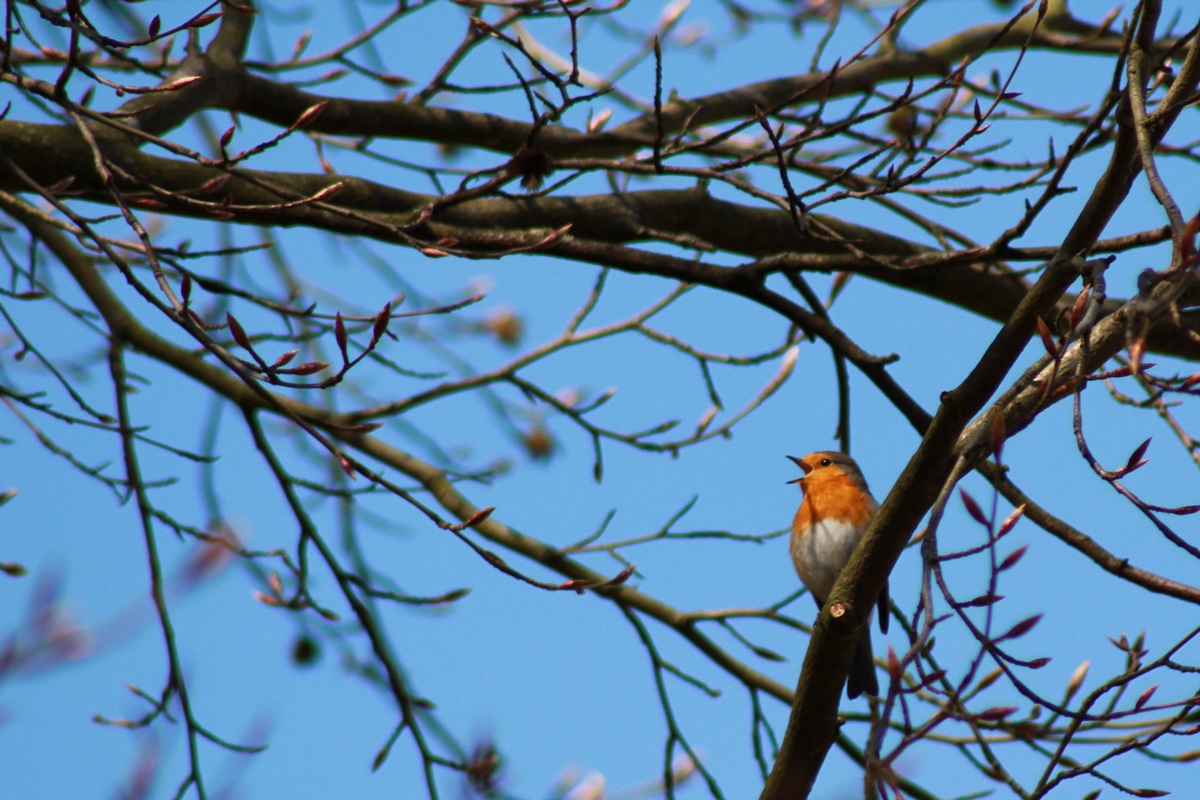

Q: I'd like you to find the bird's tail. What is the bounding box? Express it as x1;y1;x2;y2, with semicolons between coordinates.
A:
847;622;879;699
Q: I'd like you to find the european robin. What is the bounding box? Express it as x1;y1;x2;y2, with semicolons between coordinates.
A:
788;451;889;699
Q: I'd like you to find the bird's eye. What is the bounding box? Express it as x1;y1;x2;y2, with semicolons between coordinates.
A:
819;458;832;467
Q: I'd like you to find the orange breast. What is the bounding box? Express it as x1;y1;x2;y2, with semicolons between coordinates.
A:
793;475;875;532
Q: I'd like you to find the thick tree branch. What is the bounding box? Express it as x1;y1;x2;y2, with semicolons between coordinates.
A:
2;118;1199;363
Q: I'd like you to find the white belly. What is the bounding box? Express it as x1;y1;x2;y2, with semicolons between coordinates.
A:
790;517;863;602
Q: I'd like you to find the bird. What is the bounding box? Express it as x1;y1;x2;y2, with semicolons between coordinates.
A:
788;451;889;699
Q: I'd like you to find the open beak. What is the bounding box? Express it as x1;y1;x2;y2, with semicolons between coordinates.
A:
786;455;808;485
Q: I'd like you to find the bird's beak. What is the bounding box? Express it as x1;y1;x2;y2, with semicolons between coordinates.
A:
786;455;808;484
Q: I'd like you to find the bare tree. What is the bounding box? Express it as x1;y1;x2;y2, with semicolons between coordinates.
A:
2;0;1199;798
